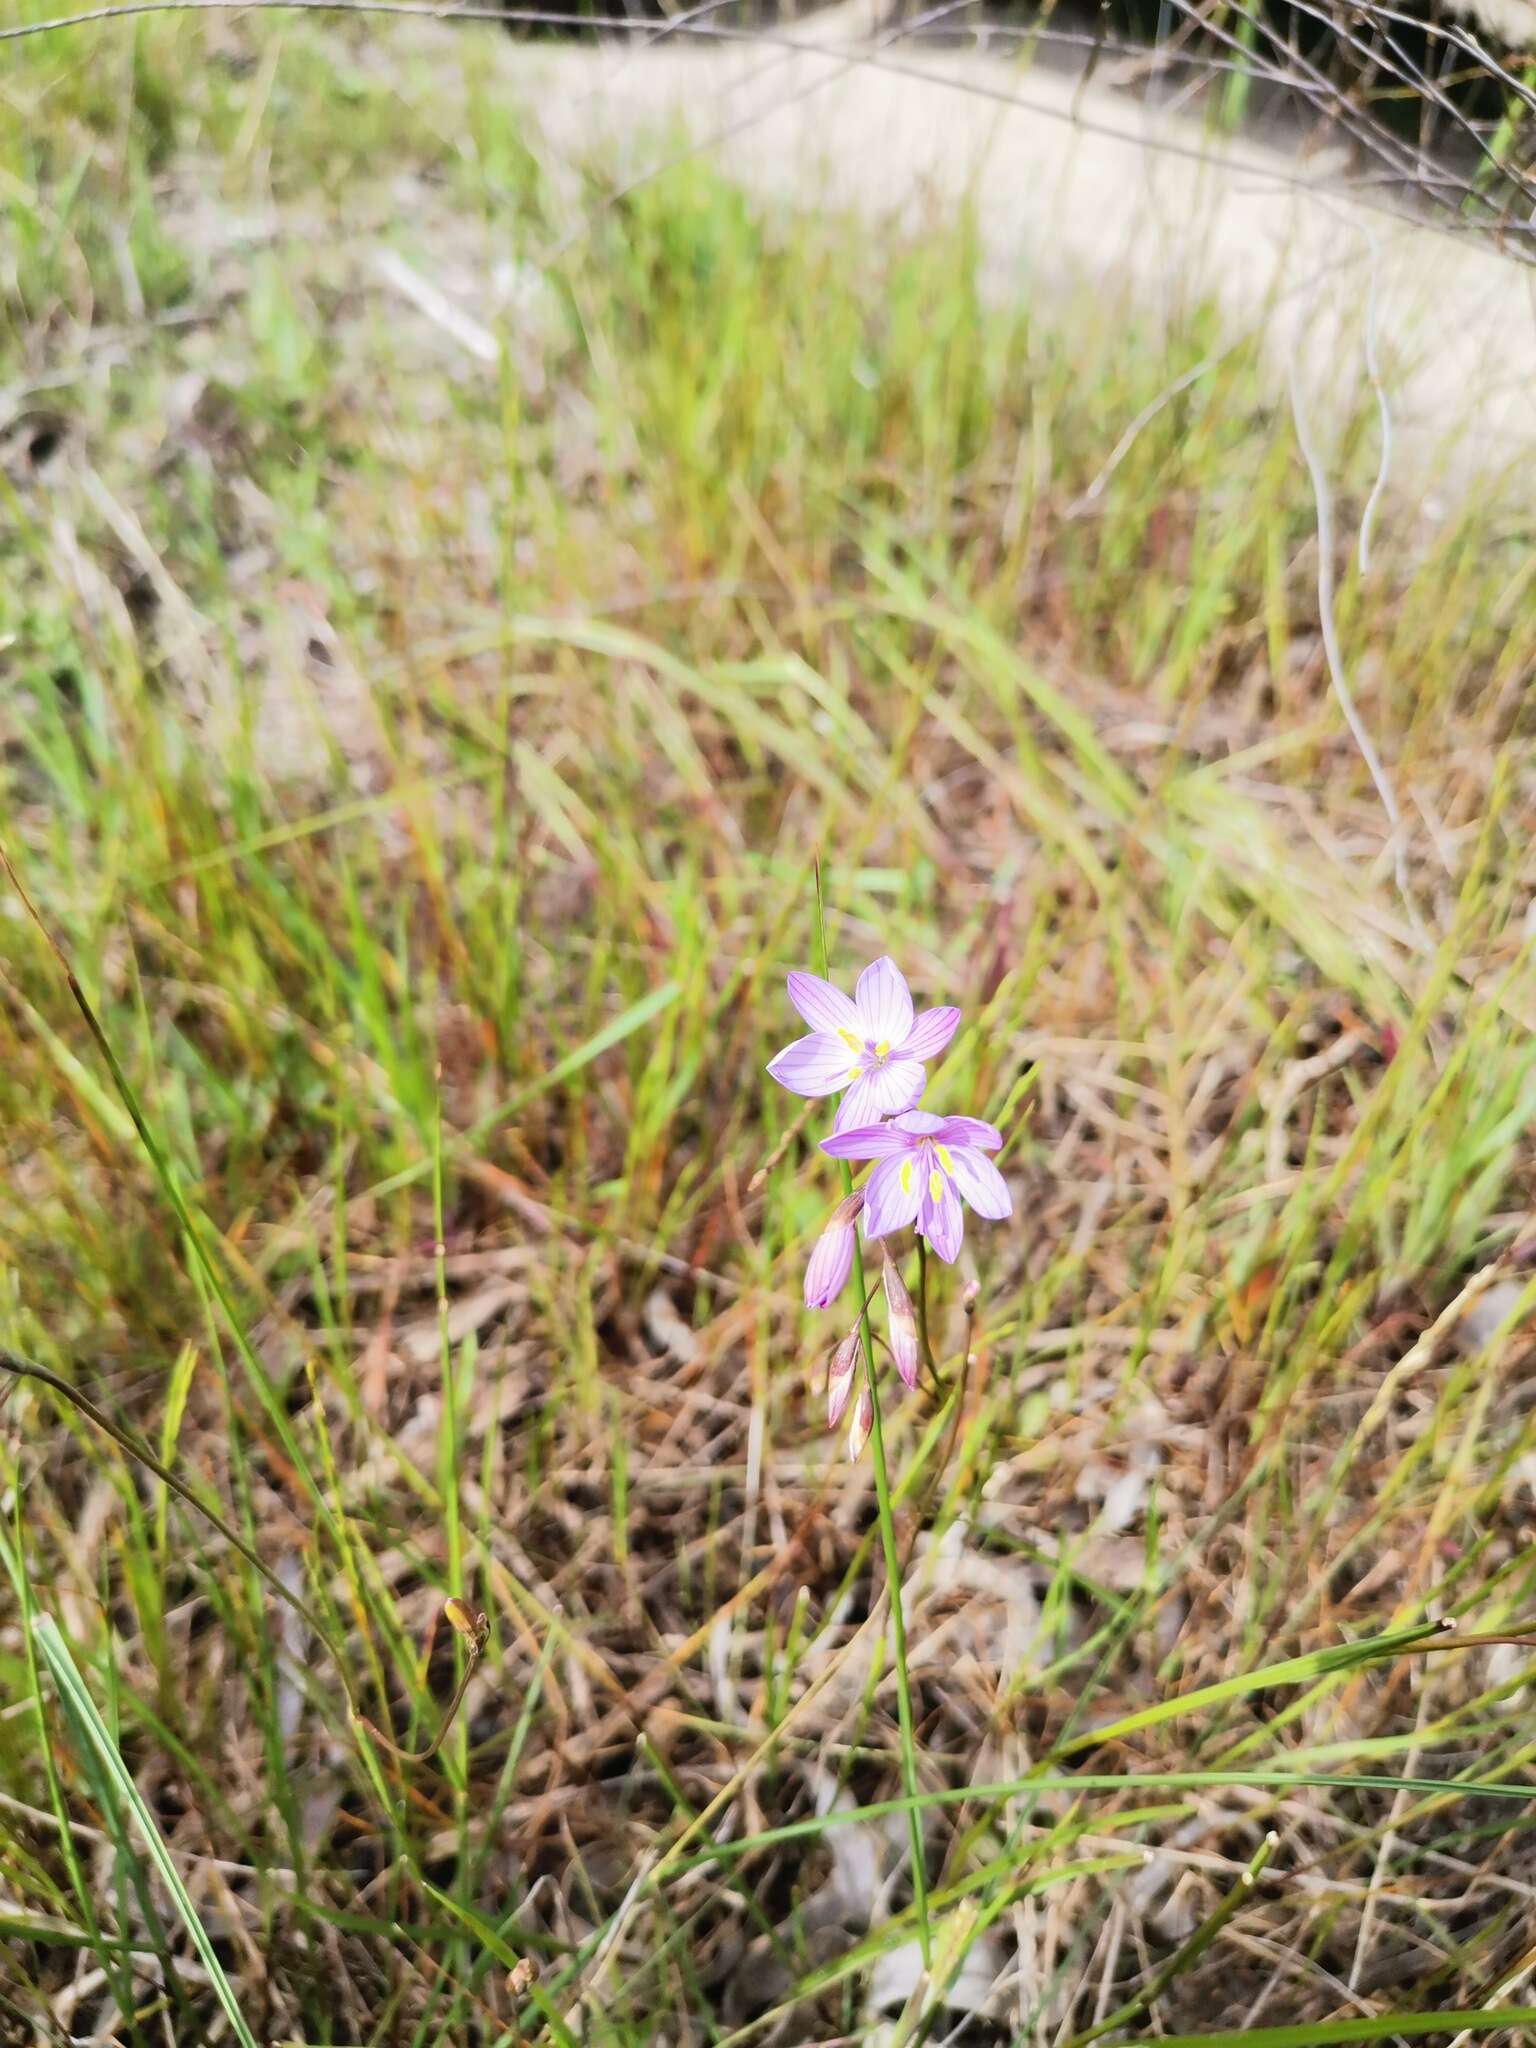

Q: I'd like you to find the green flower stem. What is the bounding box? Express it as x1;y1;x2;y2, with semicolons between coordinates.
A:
846;1215;932;1971
812;857;931;1971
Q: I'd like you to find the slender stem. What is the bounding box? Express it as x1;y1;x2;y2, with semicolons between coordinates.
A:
813;858;931;1971
919;1347;971;1523
915;1236;941;1390
431;1059;467;1756
3;1350;347;1679
850;1232;932;1966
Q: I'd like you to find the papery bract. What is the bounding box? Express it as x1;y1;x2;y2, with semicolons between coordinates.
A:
826;1327;862;1430
847;1382;874;1461
881;1246;920;1390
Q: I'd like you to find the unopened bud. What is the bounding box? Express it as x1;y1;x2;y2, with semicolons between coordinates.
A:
848;1383;874;1461
882;1246;920;1390
443;1598;489;1655
827;1327;862;1429
804;1192;864;1308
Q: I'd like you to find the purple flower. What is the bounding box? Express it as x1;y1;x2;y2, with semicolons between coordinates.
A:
881;1247;920;1390
804;1193;863;1309
821;1110;1011;1264
766;956;960;1134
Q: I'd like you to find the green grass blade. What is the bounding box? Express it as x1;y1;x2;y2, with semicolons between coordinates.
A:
1145;2017;1536;2047
30;1615;263;2048
1052;1621;1447;1757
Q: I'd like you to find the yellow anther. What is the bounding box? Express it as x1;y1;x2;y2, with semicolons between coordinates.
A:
936;1144;954;1173
875;1039;890;1059
899;1161;914;1194
928;1169;944;1201
838;1029;861;1052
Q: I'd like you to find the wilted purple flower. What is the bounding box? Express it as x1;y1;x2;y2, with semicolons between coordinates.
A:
821;1110;1011;1264
804;1192;863;1308
766;956;960;1134
827;1327;862;1429
881;1246;920;1390
847;1381;874;1461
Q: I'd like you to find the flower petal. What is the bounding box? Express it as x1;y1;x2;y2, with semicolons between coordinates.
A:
833;1059;925;1131
918;1167;965;1263
933;1115;1003;1152
861;1154;922;1240
786;970;861;1038
820;1122;912;1161
947;1145;1012;1221
766;1032;857;1097
893;1110;945;1136
898;1006;960;1062
854;956;914;1045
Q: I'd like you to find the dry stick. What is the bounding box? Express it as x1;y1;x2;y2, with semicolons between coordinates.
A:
1347;1685;1432;1994
1355;215;1393;578
0;1349;483;1763
1452;1948;1536;2048
915;1285;981;1516
747;1094;820;1194
1286;316;1414;914
1059;1833;1280;2048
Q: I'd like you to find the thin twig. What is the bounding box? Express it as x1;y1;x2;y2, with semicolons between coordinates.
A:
1286;326;1412;909
1359;236;1393;579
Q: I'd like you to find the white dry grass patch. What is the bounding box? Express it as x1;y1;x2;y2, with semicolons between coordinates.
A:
479;25;1536;503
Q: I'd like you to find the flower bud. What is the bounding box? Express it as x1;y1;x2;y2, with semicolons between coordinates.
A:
847;1383;874;1461
882;1247;920;1390
827;1327;862;1429
804;1192;864;1308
